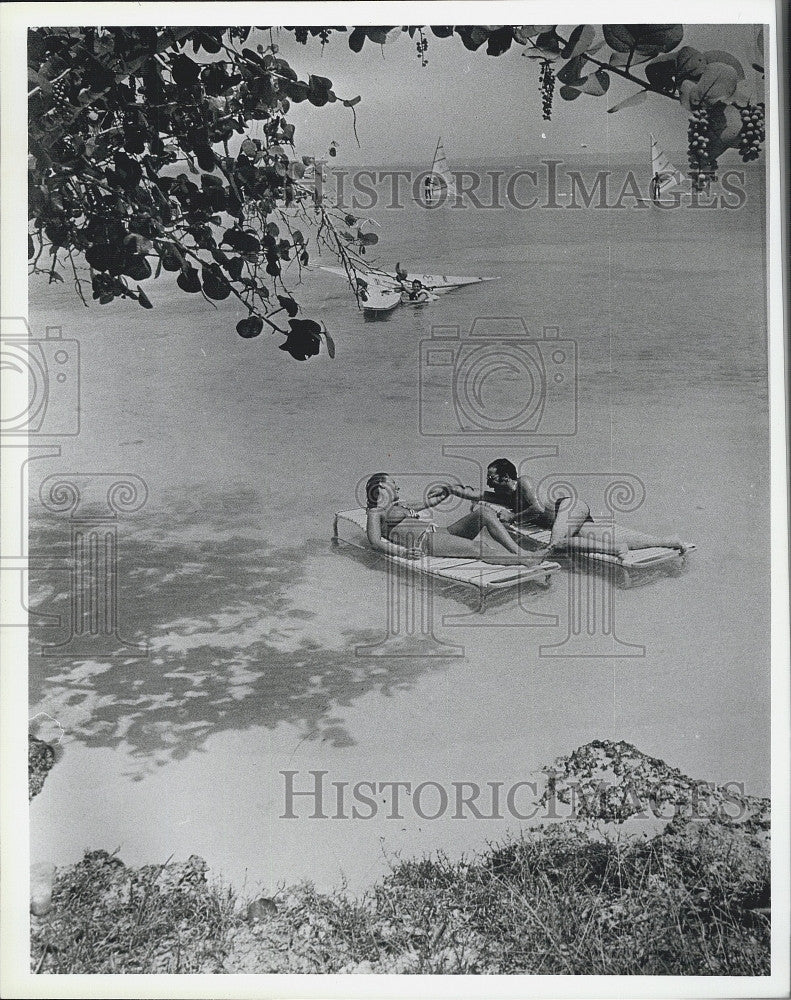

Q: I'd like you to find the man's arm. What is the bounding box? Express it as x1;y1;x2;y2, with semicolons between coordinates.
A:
426;483;483;504
448;484;484;501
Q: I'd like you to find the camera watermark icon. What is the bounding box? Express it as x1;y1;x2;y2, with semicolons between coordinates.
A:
36;474;149;657
1;317;81;628
419;319;577;439
0;317;79;437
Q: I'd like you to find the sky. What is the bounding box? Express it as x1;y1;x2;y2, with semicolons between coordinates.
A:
267;24;764;167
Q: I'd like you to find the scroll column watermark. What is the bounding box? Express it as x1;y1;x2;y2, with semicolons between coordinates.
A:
350;473;464;658
38;473;148;657
538;473;646;658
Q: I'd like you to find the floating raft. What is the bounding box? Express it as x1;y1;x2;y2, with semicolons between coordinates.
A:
333;508;560;611
509;522;695;589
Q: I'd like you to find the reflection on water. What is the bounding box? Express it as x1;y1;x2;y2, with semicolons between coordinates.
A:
29;486;451;777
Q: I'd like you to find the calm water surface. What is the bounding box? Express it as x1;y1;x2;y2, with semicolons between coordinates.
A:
28;162;769;892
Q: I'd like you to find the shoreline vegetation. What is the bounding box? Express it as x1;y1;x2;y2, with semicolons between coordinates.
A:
29;740;770;975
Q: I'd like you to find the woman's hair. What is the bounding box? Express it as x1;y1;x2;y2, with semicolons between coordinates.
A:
365;473;391;508
488;458;518;482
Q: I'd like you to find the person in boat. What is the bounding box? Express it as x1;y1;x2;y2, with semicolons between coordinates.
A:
401;279;432;304
365;473;547;565
429;458;688;558
424;176;434;206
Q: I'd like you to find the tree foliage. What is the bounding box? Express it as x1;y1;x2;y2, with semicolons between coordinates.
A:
28;25;765;359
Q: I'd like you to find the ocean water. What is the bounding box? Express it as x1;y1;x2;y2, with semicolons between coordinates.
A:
27;161;770;893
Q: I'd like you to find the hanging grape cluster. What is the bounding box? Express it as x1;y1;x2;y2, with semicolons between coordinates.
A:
687;109;717;192
738;103;765;162
51;77;70;109
539;60;555;121
48;75;74;120
416;29;429;67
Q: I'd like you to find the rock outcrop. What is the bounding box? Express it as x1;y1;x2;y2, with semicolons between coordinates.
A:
541;739;770;832
28;735;55;801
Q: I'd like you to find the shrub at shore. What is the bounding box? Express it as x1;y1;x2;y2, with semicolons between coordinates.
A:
30;740;770;975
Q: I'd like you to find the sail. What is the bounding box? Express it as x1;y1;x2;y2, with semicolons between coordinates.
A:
650;134;683;202
427;138;457;202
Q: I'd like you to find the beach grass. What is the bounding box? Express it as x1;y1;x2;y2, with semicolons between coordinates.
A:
31;816;769;975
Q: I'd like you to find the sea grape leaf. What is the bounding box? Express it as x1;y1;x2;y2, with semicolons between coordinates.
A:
237;315;264;338
609;49;655;68
348;28;366;52
604;24;682;55
277;294;299;316
709;102;743;145
580;69;610;95
633;24;683;53
487;27;514;56
702;50;745;79
522;46;556;60
280;317;323;360
608;89;648;112
694;61;738;104
557;55;588;86
171;54;200;88
644;55;677;93
675;46;707;80
603;25;637;53
458;26;491;51
513;26;554;44
678;79;699;110
562;25;596;60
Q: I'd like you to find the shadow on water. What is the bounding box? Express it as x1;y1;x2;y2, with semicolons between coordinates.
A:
28;486;449;776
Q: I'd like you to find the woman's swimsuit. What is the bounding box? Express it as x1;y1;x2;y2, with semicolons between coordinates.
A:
381;503;436;550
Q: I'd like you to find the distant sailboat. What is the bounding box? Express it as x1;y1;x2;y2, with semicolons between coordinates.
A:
424;137;457;206
649;134;684;205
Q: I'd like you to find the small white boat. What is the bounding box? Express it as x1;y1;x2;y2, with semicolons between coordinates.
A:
358;284;401;316
314;265;499;317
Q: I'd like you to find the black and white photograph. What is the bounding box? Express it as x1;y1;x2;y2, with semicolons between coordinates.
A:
1;3;788;996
